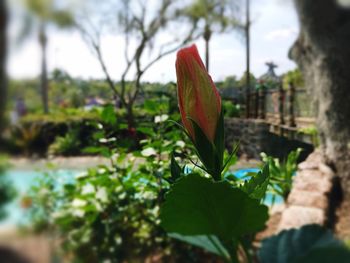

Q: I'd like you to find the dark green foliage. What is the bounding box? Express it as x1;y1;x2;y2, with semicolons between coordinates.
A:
259;224;350;263
48;128;81;156
261;148;302;201
223;101;241;118
240;164;269;200
0;156;16;220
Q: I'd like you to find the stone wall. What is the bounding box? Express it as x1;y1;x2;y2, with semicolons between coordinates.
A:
224;118;314;160
225;118;269;159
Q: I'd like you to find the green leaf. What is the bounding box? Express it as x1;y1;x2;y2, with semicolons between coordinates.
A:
169;152;182;184
241;164;269;200
169;233;229;258
100;104;116;125
297;246;350;263
258;224;350;263
160;174;268;241
214;108;225;170
190;120;215;170
136;127;154;136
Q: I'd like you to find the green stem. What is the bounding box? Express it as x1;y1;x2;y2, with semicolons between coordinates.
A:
223;239;239;263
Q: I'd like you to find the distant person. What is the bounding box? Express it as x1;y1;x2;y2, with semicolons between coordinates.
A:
15;97;27;117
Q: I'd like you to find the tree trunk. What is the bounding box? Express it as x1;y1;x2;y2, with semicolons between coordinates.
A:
203;24;211;72
39;24;49;114
245;0;251;119
0;0;7;134
291;0;350;238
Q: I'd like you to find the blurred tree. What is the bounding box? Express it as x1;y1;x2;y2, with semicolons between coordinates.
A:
76;0;199;127
0;0;7;134
290;0;350;237
282;68;304;89
221;75;239;89
181;0;241;71
238;71;256;88
19;0;73;113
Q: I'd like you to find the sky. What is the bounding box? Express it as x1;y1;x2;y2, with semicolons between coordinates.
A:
8;0;299;83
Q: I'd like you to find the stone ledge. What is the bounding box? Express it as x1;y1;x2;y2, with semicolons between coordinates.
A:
278;206;325;232
287;190;329;210
292;170;333;193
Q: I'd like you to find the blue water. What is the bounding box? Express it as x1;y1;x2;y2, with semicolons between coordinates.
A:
1;169;82;226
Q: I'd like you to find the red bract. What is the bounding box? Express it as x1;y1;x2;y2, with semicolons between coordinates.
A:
176;44;221;142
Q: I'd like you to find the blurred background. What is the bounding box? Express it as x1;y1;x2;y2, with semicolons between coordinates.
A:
0;0;325;262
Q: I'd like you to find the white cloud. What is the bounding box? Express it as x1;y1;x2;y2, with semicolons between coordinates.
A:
265;27;298;41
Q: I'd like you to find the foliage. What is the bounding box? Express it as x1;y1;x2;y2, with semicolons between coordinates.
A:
282;68;304;89
298;125;319;146
10;122;42;155
24;102;213;262
238;71;257;88
0;156;16;220
48;128;81;156
261;148;302;202
223;100;241;117
259;224;350;263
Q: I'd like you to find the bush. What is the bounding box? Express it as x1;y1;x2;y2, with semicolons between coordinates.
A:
261;148;302;202
48;128;82;156
222;101;241;118
23;111;210;262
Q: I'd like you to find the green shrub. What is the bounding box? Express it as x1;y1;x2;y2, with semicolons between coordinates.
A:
222;101;241;118
261;148;302;202
48;128;82;156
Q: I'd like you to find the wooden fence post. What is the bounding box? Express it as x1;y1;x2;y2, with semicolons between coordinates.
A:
288;82;296;127
259;85;266;119
278;82;285;125
254;89;259;118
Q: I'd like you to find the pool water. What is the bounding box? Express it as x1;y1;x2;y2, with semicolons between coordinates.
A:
1;169;82;227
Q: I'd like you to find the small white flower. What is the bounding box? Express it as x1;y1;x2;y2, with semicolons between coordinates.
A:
118;192;126;200
96;187;108;203
93;200;103;211
72;209;85;218
97;168;107;174
141;147;157;157
72;199;87;207
75;172;88;179
115;236;122;245
154;114;169;123
97;123;103;129
51;211;66;219
82;184;95;195
99;138;108;143
175;140;186;148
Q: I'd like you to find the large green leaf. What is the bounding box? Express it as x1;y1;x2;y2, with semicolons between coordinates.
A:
160;174;268;241
169;233;229;258
258;224;350;263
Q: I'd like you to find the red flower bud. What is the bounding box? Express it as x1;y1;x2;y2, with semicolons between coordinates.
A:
176;44;221;142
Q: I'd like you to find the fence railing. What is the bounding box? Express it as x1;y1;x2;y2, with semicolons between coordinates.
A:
246;83;315;128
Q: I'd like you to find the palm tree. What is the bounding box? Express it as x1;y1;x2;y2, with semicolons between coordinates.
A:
0;0;7;133
183;0;241;72
19;0;73;113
